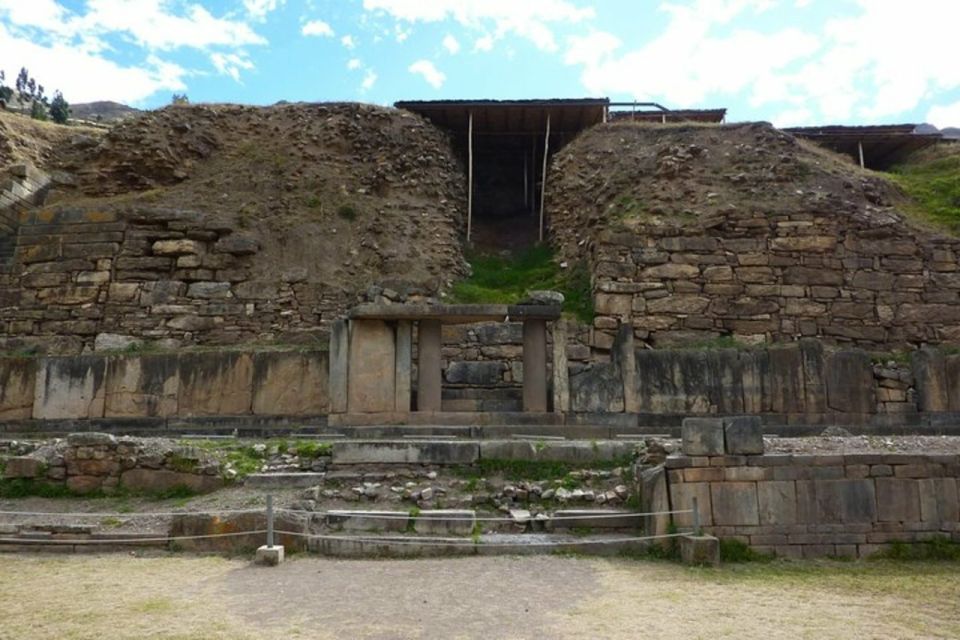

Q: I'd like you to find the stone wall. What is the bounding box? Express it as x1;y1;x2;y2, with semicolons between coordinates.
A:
0;348;329;421
2;432;226;494
661;452;960;558
569;340;960;425
589;213;960;350
0;205;354;354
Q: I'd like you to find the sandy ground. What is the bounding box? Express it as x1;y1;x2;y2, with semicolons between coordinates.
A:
1;554;958;640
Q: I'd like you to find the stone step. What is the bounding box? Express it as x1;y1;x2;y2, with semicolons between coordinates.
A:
308;532;649;558
244;472;326;488
326;509;476;536
546;509;643;530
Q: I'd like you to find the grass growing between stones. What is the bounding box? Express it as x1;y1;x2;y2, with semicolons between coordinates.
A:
889;146;960;233
449;244;594;323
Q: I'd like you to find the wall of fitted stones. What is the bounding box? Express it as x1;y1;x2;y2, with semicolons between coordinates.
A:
588;212;960;350
664;452;960;558
0;206;353;354
0;349;328;420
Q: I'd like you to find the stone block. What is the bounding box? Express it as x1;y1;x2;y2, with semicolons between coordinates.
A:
918;478;959;524
875;478;920;523
671;482;713;527
251;351;329;415
808;479;877;524
33;356;107;420
186;281;232;299
66;475;102;494
329;319;348;413
445;361;504;385
912;349;950;412
120;468;223;494
757;481;798;525
682;418;725;456
177;352;253;416
414;510;476;536
169;512;308;553
825;350;876;414
326;510;410;533
3;457;45;479
711;482;759;525
104;354;180;418
0;357;37;420
348;320;396;413
640;466;672;540
723;415;764;455
680;534;720;567
569;363;624;413
255;545;284;566
331;441;479;465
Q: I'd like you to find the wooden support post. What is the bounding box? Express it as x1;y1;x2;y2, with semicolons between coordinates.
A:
467;110;474;243
539;113;551;243
858;139;865;169
523;152;528;207
530;135;537;216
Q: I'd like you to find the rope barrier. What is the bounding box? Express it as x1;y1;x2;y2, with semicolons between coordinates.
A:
0;529;268;546
272;529;692;548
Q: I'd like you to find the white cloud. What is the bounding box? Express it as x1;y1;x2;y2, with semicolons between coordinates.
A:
928;100;960;129
442;34;460;54
564;31;619;67
347;58;362;70
0;22;186;103
210;52;254;82
408;59;445;88
341;34;356;49
0;0;268;101
301;19;334;37
395;24;411;42
244;0;284;21
473;34;494;52
362;69;377;90
362;0;593;52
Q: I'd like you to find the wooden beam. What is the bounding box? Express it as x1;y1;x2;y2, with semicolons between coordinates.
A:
858;139;865;169
467;110;474;243
539;113;551;243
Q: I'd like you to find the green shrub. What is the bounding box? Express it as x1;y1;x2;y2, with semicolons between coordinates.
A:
876;537;960;561
719;538;774;563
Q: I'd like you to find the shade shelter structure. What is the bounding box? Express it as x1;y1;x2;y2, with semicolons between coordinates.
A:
395;99;609;243
328;303;564;425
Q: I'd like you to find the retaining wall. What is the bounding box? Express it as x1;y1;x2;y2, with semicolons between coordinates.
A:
0;348;329;422
660;452;960;558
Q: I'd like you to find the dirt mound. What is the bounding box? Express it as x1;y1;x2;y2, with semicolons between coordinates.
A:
44;102;468;293
547;121;908;262
0;110;104;170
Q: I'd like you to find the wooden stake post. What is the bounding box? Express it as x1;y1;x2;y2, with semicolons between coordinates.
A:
467;110;474;243
539;113;551;243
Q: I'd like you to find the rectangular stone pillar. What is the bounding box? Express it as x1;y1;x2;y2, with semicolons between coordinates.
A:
614;323;641;413
552;319;569;414
417;320;442;412
348;319;396;413
395;321;412;412
329;319;349;414
523;319;547;412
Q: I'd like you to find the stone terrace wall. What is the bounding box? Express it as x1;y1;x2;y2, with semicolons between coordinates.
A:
570;340;960;426
661;452;960;558
589;211;960;351
0;206;352;354
0;349;328;422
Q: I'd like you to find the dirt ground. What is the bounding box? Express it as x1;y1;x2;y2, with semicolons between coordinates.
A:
1;554;958;640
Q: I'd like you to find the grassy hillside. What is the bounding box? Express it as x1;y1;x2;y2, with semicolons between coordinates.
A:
889;144;960;232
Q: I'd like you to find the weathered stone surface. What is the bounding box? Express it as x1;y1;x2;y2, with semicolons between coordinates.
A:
177;352;253;416
723;415;763;455
104;354;180;417
640;466;672;540
186;281;232;299
804;479;878;524
570;363;625;413
251;351;329;415
347;319;395;413
918;478;959;523
682;418;725;456
331;441;478;465
3;456;45;479
0;357;37;420
445;361;504;386
825;350;876;414
912;349;949;412
152;239;200;255
33;356;107;420
876;478;920;522
671;481;712;528
93;333;142;352
66;432;116;446
169;512;308;552
711;482;759;525
214;235;259;255
757;480;797;525
680;534;720;567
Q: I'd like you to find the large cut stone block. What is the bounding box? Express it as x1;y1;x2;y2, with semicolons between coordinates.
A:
569;362;625;413
445;361;504;385
104;354;179;417
120;468;223;494
876;478;921;522
723;415;764;455
671;482;713;528
252;351;329;415
918;478;959;524
640;466;672;541
680;534;720;567
711;482;759;525
329;319;348;413
757;480;798;525
177;352;253;416
348;319;396;413
0;357;37;420
809;479;878;524
682;418;725;456
3;457;45;479
912;349;949;412
33;356;107;420
825;349;876;414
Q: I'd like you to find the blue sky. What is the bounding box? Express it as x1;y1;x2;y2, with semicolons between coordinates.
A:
2;0;960;127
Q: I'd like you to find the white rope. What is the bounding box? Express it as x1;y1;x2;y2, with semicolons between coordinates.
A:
273;529;691;548
0;529;268;545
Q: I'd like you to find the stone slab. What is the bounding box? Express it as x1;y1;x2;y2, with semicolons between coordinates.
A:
255;544;284;566
682;418;725;456
711;482;759;526
33;356;107;420
251;351;329;416
177;352;253;416
414;510;476;536
876;478;921;522
326;510;411;533
331;441;479;465
723;415;764;455
348;320;396;413
0;358;37;420
680;534;720;567
549;509;641;530
757;480;798;525
104;354;179;418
